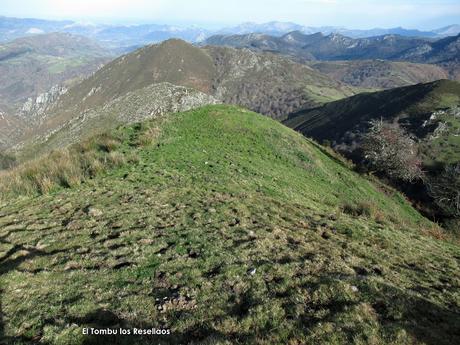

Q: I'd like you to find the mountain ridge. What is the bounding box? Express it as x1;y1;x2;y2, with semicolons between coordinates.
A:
8;39;358;155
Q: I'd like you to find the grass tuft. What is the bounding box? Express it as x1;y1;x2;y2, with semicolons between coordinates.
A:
0;132;128;199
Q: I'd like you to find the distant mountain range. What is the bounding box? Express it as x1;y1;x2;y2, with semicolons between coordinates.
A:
204;31;460;81
1;16;459;49
217;21;456;39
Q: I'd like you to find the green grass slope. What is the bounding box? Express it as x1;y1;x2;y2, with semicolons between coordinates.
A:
1;105;459;345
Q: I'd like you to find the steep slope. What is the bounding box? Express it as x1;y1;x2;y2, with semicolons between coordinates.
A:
400;34;460;80
308;60;449;89
1;105;459;345
284;80;460;223
0;112;24;151
9;39;356;152
284;80;460;166
0;33;113;151
434;25;460;37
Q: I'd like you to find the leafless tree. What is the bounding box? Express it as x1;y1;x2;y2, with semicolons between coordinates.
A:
428;163;460;216
362;119;423;182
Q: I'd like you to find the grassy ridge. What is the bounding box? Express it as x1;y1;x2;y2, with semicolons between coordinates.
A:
0;105;459;344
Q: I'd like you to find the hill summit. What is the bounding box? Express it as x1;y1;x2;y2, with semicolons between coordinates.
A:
1;105;459;344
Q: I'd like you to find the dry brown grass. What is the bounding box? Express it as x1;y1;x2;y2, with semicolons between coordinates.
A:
137;126;161;147
0;133;126;199
342;201;375;218
341;200;390;224
420;223;459;243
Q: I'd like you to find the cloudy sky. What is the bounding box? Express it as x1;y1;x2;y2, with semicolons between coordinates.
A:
1;0;459;29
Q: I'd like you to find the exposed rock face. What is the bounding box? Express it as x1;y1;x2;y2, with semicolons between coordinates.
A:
20;85;68;123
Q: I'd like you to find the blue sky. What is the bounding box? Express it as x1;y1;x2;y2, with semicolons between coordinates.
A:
1;0;459;29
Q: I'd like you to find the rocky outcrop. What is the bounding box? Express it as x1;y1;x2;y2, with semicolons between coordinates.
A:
19;85;68;123
21;83;220;153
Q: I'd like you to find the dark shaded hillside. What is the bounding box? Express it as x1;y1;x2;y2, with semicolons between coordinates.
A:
284;80;460;158
1;105;459;344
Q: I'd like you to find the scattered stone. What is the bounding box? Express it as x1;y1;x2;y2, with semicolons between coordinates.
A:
248;268;257;275
108;221;123;229
64;261;81;271
86;207;103;217
229;218;240;227
35;241;48;250
188;249;200;258
65;220;82;230
139;238;154;245
351;286;359;292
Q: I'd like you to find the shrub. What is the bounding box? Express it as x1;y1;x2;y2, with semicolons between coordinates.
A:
362;120;423;182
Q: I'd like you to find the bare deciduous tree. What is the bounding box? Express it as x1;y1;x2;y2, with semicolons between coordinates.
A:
362;119;423;182
428;163;460;217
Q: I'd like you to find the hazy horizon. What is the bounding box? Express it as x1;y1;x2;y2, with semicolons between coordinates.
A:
1;0;459;30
